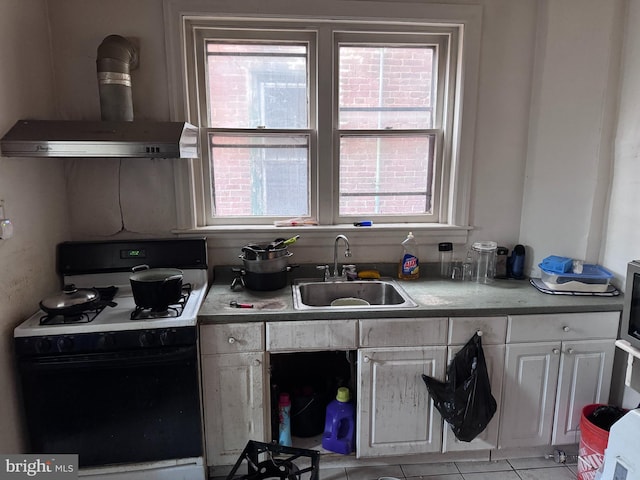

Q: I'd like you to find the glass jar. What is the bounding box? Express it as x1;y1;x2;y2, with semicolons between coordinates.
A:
471;241;498;284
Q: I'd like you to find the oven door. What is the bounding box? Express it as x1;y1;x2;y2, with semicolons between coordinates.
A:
17;345;202;468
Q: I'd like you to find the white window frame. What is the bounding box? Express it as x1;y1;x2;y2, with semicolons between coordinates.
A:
163;0;481;243
333;30;454;224
191;27;317;225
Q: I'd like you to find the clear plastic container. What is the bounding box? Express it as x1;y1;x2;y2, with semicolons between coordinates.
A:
471;241;497;284
539;264;612;292
438;242;453;279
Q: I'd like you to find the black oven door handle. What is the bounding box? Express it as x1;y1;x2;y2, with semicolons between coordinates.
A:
19;345;197;371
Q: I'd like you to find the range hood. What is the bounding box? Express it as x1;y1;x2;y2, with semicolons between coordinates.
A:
0;120;199;158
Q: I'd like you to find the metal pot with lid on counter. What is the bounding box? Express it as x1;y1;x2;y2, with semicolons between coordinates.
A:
232;236;299;291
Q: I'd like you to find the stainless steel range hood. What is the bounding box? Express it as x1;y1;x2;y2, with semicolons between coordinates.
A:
0;119;199;158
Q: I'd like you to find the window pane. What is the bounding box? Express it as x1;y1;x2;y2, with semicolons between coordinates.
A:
339;45;435;129
210;135;309;217
206;42;308;128
339;135;434;215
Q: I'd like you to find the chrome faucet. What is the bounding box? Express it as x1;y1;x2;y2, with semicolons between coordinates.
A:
333;234;352;278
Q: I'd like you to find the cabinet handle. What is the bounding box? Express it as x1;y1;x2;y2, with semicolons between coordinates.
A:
566;348;574;355
363;356;371;363
228;337;236;344
552;348;560;355
562;326;570;332
253;359;262;366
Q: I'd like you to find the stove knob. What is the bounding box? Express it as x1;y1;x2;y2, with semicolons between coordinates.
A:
57;337;74;352
139;331;158;347
160;330;175;345
97;333;116;350
35;338;52;353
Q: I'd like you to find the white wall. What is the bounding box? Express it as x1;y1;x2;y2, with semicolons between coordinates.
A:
47;0;179;238
520;0;624;277
0;0;70;452
603;0;640;408
45;0;536;266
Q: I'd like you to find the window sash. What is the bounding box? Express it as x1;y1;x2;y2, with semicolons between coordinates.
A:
192;27;317;225
187;21;459;226
333;31;453;223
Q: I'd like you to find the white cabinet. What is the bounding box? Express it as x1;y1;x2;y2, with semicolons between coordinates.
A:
357;345;447;457
267;319;357;352
357;317;448;458
499;341;561;448
498;312;618;449
553;339;615;444
200;323;268;465
442;316;507;453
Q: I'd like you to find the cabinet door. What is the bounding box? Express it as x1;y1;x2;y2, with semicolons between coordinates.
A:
442;344;505;452
498;342;561;448
552;339;616;445
357;346;446;457
201;352;268;465
266;320;357;352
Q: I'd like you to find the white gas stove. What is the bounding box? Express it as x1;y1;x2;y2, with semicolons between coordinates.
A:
15;269;207;338
14;238;209;480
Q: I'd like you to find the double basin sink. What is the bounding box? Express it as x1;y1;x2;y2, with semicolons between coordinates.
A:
292;277;417;310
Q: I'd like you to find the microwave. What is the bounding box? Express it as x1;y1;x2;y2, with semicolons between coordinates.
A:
620;260;640;350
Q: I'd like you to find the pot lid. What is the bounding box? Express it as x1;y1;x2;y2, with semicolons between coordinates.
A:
130;266;183;282
40;284;100;310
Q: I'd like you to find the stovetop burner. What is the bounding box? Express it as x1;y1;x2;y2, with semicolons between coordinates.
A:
39;286;119;325
130;284;192;320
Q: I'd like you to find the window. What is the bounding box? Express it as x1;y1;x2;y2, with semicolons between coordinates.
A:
180;13;475;228
336;34;449;222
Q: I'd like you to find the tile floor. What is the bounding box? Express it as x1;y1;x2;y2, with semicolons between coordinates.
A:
319;457;578;480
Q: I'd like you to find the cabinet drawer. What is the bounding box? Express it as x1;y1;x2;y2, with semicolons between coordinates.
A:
507;311;620;343
448;316;507;345
266;320;357;352
200;323;265;354
359;317;447;347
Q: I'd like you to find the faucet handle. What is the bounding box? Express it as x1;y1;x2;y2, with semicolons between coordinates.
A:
342;264;357;280
316;264;330;281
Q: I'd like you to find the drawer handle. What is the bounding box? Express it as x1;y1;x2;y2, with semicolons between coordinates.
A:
562;326;570;332
228;337;236;344
552;348;560;355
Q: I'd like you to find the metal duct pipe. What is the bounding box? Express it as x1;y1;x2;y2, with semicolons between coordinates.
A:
96;35;138;121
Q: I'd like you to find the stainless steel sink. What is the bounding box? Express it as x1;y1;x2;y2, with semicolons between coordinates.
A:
292;277;418;310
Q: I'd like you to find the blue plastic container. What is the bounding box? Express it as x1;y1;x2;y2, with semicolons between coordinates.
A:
321;387;355;455
540;255;574;273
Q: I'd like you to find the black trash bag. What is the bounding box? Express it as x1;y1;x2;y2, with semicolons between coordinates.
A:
421;332;497;442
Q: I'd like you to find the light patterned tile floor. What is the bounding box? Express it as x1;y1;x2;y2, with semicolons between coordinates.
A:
213;456;578;480
338;458;577;480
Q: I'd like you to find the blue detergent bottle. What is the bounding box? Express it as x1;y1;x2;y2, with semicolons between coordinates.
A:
321;387;355;455
278;393;292;447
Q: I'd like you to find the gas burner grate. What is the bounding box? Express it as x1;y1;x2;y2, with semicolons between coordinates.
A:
130;283;192;320
39;286;119;325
